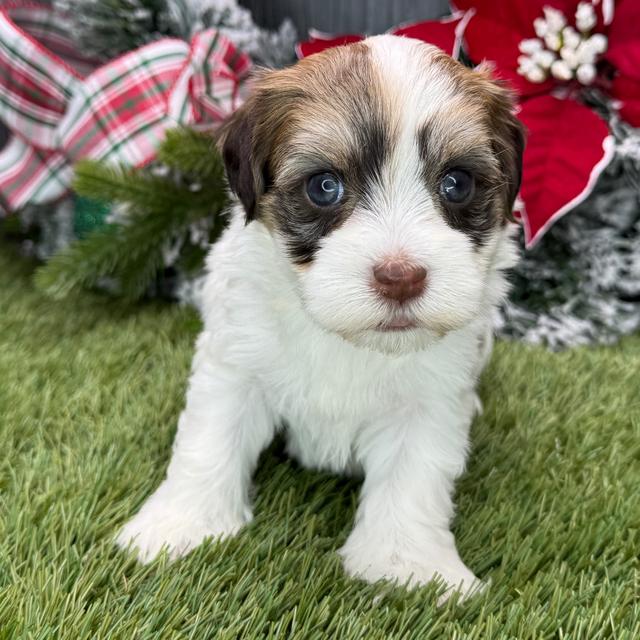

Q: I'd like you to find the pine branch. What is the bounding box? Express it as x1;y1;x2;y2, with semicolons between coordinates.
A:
35;224;130;300
73;160;226;220
34;202;214;301
35;130;231;301
158;128;226;181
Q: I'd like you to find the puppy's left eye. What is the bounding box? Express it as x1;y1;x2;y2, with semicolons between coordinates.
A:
439;169;474;205
306;173;344;207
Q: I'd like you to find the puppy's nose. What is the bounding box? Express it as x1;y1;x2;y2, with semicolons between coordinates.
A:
372;260;427;303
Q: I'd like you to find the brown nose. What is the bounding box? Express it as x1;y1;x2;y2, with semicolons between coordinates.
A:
372;260;427;303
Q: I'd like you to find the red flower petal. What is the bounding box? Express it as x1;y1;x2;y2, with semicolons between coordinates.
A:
606;0;640;82
516;95;614;247
391;12;470;57
452;1;579;38
296;33;364;59
296;14;471;60
460;13;554;97
610;74;640;128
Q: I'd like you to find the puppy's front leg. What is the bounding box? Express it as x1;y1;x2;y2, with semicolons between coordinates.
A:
116;331;274;563
340;410;481;602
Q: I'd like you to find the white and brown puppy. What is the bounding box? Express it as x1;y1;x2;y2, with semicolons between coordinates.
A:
117;35;524;601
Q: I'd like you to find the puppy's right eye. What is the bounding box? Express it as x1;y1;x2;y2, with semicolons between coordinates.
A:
306;173;344;207
439;169;474;205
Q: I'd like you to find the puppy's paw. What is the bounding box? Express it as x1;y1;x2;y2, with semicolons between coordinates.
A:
115;488;249;564
430;564;487;606
340;542;484;605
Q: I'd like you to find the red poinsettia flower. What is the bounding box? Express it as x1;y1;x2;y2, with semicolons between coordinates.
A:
453;0;640;245
296;2;639;248
296;11;473;62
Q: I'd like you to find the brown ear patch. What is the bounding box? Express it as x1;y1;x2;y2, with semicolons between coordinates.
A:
217;42;387;260
496;110;526;222
217;68;307;223
220;105;259;221
415;56;526;246
474;65;526;221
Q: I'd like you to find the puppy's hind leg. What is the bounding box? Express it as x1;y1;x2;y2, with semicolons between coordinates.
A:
116;331;275;563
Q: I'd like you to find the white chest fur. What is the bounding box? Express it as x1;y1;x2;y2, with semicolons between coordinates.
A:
198;214;486;476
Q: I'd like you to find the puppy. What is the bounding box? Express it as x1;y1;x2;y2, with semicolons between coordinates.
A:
117;34;524;601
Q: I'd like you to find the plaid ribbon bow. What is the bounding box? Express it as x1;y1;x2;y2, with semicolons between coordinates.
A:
0;2;252;212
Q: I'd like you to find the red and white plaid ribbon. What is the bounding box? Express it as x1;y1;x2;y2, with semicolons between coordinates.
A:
0;2;252;212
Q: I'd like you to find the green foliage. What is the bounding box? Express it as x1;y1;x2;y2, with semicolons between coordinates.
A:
73;195;111;238
34;128;229;301
54;0;187;61
158;127;225;179
2;248;639;638
53;0;297;68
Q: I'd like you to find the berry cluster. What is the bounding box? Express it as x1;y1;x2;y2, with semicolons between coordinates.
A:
517;3;607;85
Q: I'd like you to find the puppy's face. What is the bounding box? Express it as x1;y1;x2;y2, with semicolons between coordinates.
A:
221;35;524;354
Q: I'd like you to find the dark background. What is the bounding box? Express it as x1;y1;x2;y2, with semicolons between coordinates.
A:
239;0;450;36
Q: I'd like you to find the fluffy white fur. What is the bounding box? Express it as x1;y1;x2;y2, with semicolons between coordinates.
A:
116;35;519;603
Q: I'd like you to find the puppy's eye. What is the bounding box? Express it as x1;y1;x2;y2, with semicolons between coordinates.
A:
306;173;344;207
439;169;474;204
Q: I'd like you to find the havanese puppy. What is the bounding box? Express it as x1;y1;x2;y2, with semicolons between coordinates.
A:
117;34;524;602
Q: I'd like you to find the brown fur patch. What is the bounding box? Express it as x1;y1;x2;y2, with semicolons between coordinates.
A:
218;38;524;257
413;51;525;241
445;59;525;220
219;42;395;261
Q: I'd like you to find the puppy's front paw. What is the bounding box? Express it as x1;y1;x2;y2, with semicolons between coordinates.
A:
115;486;249;564
340;540;484;604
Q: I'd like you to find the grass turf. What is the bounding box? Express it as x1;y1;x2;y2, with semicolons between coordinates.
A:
0;245;638;640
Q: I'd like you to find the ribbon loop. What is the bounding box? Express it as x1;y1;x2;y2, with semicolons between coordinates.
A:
0;4;85;150
0;2;252;213
168;29;252;125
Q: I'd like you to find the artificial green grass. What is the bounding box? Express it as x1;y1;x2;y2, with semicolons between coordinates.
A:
0;245;638;640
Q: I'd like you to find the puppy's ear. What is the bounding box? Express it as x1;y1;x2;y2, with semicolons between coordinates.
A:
475;63;526;221
495;108;526;221
218;102;264;222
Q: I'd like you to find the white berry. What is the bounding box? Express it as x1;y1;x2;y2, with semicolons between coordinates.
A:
576;40;598;64
588;33;608;54
562;26;581;50
544;32;562;51
519;38;544;55
560;46;580;69
543;6;567;32
576;2;597;32
517;54;535;70
551;59;573;80
534;17;549;38
576;63;597;84
533;49;556;69
517;4;606;86
525;65;547;83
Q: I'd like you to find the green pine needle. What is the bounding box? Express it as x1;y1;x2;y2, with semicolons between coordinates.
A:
158;128;226;180
72;160;226;219
34;129;230;301
34;224;126;300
